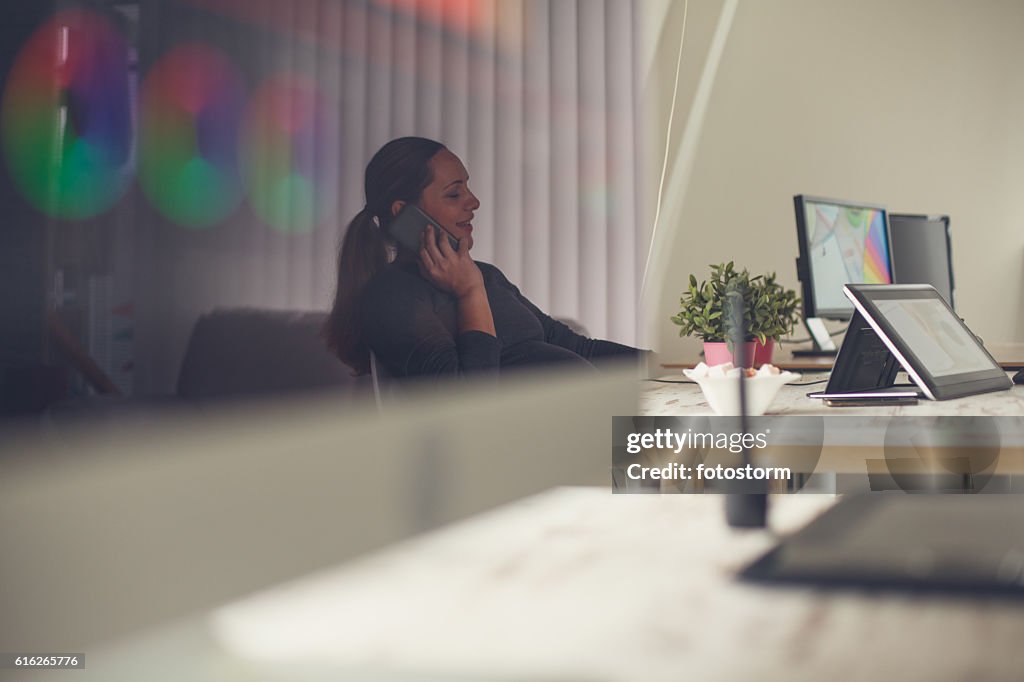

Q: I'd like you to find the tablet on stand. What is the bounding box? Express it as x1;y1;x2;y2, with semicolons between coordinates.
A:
809;284;1011;401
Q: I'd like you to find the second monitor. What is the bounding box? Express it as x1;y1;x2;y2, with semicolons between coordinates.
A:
889;213;955;310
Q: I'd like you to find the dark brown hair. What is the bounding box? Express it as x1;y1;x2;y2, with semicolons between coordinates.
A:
324;136;446;374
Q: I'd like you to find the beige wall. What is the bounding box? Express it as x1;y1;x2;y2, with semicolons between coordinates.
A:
648;0;1024;360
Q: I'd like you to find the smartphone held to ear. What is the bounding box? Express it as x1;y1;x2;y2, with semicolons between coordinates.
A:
388;205;460;252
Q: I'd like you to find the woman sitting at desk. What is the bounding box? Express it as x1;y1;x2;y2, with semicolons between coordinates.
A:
324;136;642;379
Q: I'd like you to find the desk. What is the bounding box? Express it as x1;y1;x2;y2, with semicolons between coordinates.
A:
85;487;1024;681
661;341;1024;372
641;373;1024;417
637;376;1024;487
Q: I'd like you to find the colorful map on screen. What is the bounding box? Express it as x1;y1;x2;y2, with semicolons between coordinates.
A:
805;201;892;313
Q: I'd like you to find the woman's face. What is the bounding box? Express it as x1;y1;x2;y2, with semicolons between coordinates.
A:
416;149;480;251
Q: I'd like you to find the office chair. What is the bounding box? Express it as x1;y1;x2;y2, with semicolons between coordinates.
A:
369;350;396;411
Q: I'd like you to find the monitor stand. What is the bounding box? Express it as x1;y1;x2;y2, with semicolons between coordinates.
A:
790;317;838;357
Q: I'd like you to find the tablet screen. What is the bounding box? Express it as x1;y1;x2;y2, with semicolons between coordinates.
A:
873;299;997;377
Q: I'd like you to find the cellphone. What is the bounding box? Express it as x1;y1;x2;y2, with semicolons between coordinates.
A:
387;204;460;252
824;397;919;407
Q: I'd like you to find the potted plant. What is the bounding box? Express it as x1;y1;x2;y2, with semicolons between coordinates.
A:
670;262;800;367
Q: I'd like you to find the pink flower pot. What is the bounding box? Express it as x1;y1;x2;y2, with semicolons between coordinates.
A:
703;339;774;368
753;338;775;367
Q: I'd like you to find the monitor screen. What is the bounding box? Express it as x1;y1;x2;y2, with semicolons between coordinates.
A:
872;297;992;377
794;195;894;319
0;365;639;648
889;214;954;310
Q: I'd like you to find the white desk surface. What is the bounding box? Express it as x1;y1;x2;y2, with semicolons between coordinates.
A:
85;487;1024;681
641;372;1024;417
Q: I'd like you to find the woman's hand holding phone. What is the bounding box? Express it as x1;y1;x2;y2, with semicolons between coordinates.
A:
419;225;495;336
418;225;484;299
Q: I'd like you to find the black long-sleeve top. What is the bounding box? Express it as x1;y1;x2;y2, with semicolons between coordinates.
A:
360;260;641;380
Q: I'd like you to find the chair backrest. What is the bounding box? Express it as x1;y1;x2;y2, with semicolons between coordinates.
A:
369;350;396;410
176;308;367;400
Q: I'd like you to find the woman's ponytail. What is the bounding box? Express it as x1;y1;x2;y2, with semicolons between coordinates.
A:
323;207;389;374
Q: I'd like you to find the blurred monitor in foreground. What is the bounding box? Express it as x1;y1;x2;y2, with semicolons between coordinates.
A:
0;363;638;653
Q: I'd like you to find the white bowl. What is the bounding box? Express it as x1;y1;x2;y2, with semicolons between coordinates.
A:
682;365;799;416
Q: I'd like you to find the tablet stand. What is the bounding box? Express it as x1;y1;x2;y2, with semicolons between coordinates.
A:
821;312;903;395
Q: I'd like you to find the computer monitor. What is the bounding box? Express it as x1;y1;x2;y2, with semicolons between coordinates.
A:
793;195;895;354
889;214;955;311
0;365;638;651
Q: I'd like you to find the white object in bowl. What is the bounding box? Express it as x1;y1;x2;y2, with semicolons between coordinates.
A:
682;365;799;416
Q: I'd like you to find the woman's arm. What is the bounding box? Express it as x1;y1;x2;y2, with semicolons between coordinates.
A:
542;318;642;361
487;265;645;364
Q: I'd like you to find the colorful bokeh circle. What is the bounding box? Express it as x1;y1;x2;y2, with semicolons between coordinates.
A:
139;44;246;228
240;75;336;233
1;9;133;219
